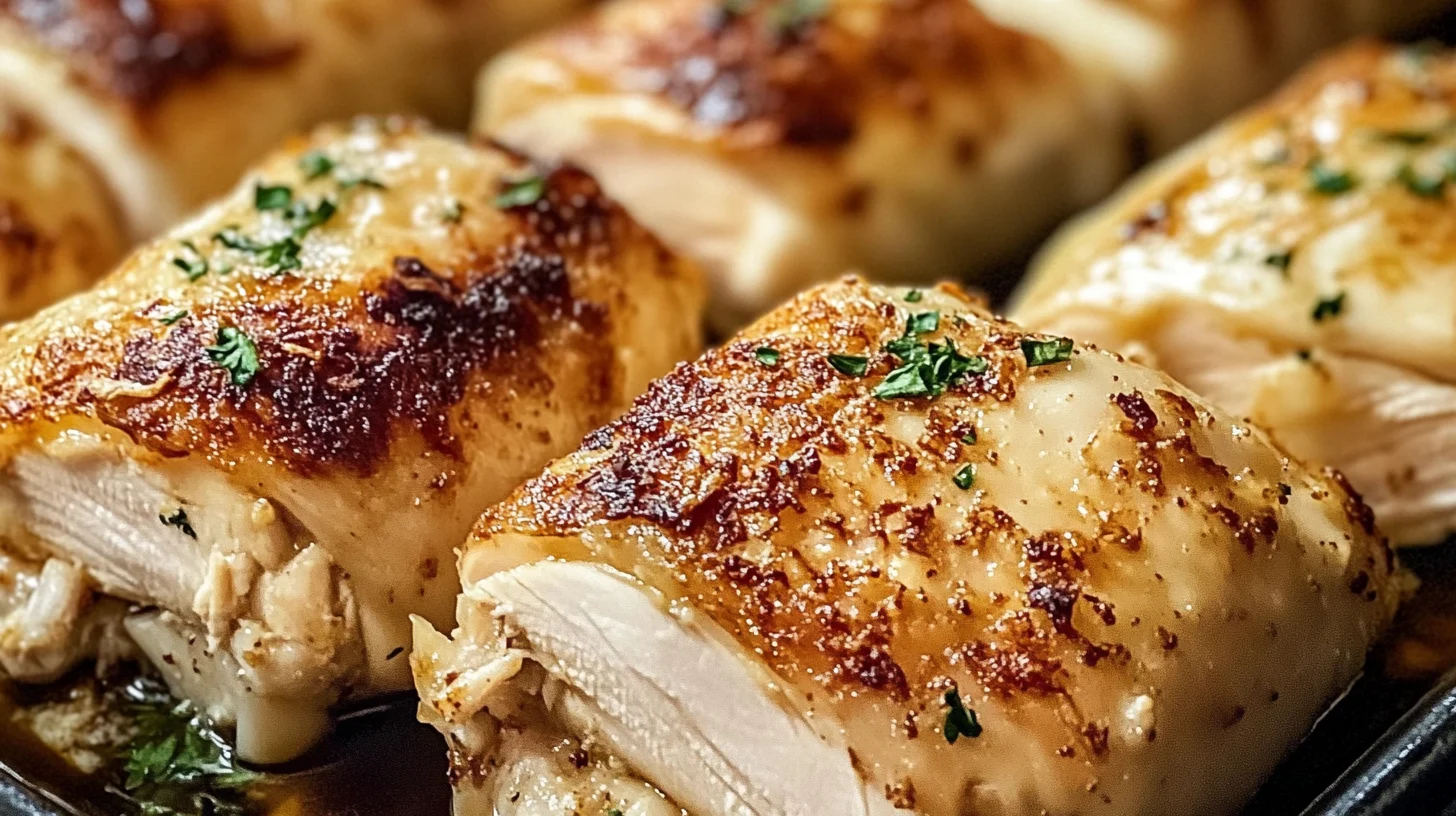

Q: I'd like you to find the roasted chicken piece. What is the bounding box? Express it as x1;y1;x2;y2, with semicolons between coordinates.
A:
0;0;586;241
977;0;1455;153
1016;42;1456;547
475;0;1132;326
0;110;125;321
414;277;1397;816
0;117;702;763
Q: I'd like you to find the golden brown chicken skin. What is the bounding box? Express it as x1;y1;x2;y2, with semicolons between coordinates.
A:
0;0;587;240
0;117;702;763
415;277;1396;816
476;0;1131;326
0;110;125;321
1016;42;1456;547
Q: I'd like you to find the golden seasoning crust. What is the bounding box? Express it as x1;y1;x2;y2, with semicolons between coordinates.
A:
0;0;287;104
532;0;1060;150
0;119;686;476
476;279;1397;813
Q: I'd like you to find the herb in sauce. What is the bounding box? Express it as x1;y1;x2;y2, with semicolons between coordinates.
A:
1312;292;1346;322
1308;160;1356;195
120;678;256;816
755;347;780;367
495;175;546;209
953;464;976;490
827;354;868;377
1021;336;1074;367
159;509;196;539
943;689;982;744
206;327;261;387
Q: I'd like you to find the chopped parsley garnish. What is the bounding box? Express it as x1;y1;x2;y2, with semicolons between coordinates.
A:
755;347;780;367
1308;160;1356;195
943;688;982;744
1312;292;1346;322
338;173;387;191
285;197;337;236
874;338;986;400
172;241;208;281
906;311;939;335
159;508;196;539
159;309;189;326
1021;336;1074;367
827;353;868;377
952;464;976;490
298;151;336;180
120;678;256;816
607;810;624;816
253;184;293;211
903;289;923;303
1398;164;1446;198
961;429;976;445
1265;249;1294;271
205;327;261;387
496;175;546;209
442;199;463;223
212;230;303;275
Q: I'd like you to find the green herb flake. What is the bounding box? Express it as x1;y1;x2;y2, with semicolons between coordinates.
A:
172;241;208;282
952;464;976;490
338;173;387;191
159;508;196;539
120;678;257;816
873;337;987;400
755;347;781;367
1398;164;1447;199
771;0;828;33
607;810;624;816
442;199;463;223
961;429;977;445
1312;292;1346;322
943;688;982;744
1308;160;1357;195
205;327;261;387
827;353;868;377
286;197;337;237
253;184;293;212
1021;336;1074;367
1375;128;1436;145
903;289;923;303
1265;249;1294;271
298;151;336;180
159;309;189;326
906;311;940;336
495;175;546;209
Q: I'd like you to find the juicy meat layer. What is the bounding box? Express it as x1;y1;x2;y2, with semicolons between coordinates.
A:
1015;42;1456;546
0;110;125;321
475;0;1131;326
0;0;589;239
0;117;702;762
415;277;1397;816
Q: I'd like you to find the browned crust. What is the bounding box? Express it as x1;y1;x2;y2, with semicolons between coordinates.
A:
0;121;683;476
0;0;294;104
544;0;1059;150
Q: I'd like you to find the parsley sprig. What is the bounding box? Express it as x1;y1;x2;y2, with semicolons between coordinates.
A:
206;327;261;387
118;678;257;816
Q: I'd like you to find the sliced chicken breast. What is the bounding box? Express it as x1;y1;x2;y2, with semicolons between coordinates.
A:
0;117;703;762
976;0;1455;153
0;109;125;321
475;0;1132;326
0;0;587;240
414;277;1397;816
1015;42;1456;547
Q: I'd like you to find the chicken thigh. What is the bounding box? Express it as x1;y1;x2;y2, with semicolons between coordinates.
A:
415;277;1396;816
0;117;702;762
1016;42;1456;547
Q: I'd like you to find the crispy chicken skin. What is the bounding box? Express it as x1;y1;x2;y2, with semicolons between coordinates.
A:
415;277;1397;816
475;0;1131;326
0;0;587;240
0;110;125;322
976;0;1455;153
0;117;702;762
1016;42;1456;547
